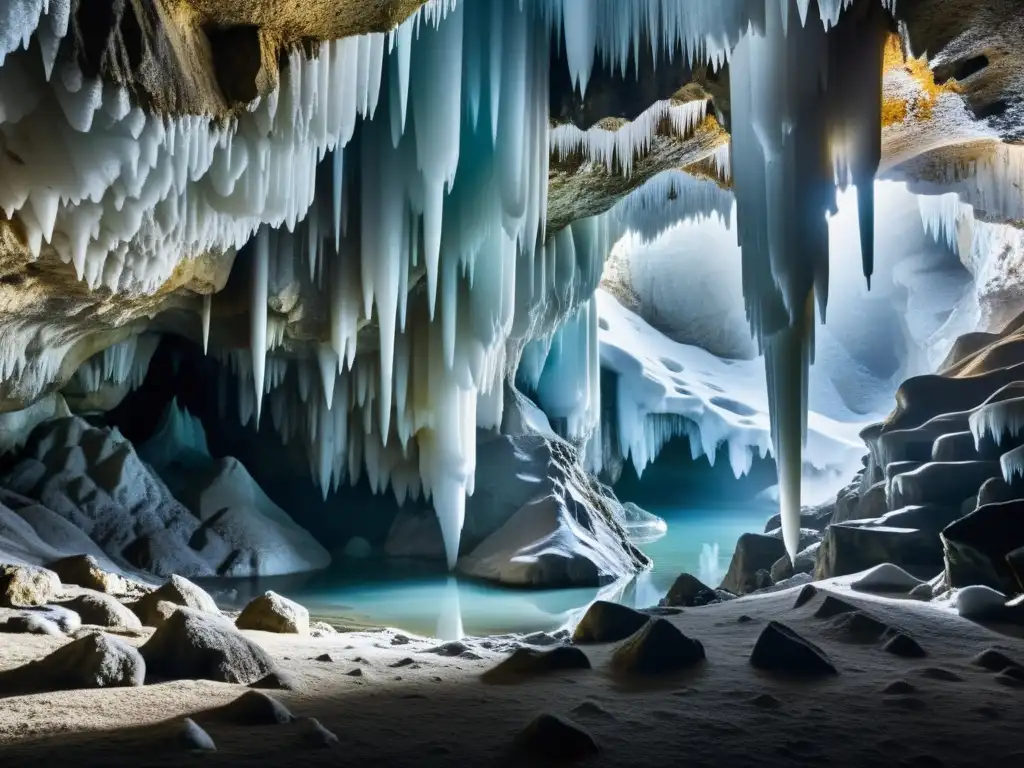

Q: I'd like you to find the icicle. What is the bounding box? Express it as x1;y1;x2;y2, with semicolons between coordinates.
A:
251;227;269;426
201;294;211;355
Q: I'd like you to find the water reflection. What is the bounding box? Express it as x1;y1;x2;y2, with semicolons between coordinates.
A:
209;506;769;639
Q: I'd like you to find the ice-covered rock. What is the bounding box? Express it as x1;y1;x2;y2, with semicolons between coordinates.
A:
942;500;1024;594
955;585;1009;621
0;563;59;606
0;394;70;456
49;554;129;595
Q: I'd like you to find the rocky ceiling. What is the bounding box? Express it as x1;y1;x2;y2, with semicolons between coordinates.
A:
1;0;1023;412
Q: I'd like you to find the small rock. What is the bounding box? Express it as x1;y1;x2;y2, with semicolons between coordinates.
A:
24;605;81;633
719;534;787;595
661;573;717;607
909;583;934;600
919;667;963;682
251;670;300;691
346;668;363;677
571;701;612;719
813;595;859;619
972;649;1023;674
521;631;560;645
481;646;591;683
214;691;294;724
49;555;126;595
427;640;470;656
750;693;781;709
302;718;338;748
390;657;416;668
64;591;143;631
314;653;336;662
0;564;60;607
883;679;917;694
611;618;705;675
236;591;309;635
572;601;649;644
750;620;837;677
0;632;145;693
390;633;410;645
793;584;819;608
883;632;927;659
995;671;1024;688
141;606;275;685
180;718;216;752
737;615;754;623
0;614;63;636
310;621;338;637
516;713;598;759
131;575;219;627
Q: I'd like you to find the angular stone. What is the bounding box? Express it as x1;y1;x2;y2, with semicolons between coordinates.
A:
719;533;787;595
131;575;220;627
572;601;649;644
213;691;294;724
516;714;598;759
610;618;705;675
235;591;309;634
662;573;717;607
48;555;127;595
883;632;927;658
750;620;837;677
482;646;591;683
793;583;819;608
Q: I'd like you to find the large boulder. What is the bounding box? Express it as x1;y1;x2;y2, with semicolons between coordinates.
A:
0;563;60;607
2;414;329;580
719;533;787;595
572;601;650;644
64;591;143;631
815;522;942;579
750;621;837;677
140;606;276;684
662;572;717;607
0;632;145;693
610;618;705;675
235;591;309;634
131;574;219;627
942;500;1024;594
770;542;820;583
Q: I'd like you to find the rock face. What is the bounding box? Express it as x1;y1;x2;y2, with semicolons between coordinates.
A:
0;563;60;607
815;523;941;580
141;607;276;685
1;417;329;580
0;632;145;693
131;575;220;627
942;500;1024;594
235;591;309;635
720;534;788;595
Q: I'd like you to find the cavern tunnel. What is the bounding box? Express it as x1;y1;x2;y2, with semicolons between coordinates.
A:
1;0;1024;765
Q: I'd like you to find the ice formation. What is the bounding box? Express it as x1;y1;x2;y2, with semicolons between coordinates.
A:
69;334;160;397
0;0;909;568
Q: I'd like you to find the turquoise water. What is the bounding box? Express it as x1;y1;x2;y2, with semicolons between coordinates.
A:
218;505;771;639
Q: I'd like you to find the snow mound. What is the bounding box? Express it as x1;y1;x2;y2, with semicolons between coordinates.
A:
850;563;925;593
954;585;1008;620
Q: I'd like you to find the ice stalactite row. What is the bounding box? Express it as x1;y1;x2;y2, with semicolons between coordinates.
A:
611;169;734;245
217;0;556;570
0;0;454;297
69;334;160;395
728;0;890;560
549;98;709;176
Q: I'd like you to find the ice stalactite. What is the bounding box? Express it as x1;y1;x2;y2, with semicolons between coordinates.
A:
201;295;212;355
611;169;734;244
729;0;889;561
70;334;160;395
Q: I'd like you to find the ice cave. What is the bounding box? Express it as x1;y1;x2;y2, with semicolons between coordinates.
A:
1;0;1024;765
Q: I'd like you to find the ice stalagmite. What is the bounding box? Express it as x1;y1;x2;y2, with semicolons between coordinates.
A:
729;0;888;561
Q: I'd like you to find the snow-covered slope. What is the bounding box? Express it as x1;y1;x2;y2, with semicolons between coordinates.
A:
595;288;871;489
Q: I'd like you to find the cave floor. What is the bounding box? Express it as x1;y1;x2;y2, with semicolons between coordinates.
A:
0;580;1020;768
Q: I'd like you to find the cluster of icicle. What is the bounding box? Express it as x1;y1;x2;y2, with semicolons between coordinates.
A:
1;0;905;568
611;169;734;245
69;334;160;395
549;98;710;176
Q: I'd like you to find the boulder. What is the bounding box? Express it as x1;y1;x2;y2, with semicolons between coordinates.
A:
610;618;705;675
0;563;60;607
481;646;591;683
889;461;1000;510
815;522;942;580
140;606;276;685
955;585;1009;621
719;533;787;595
131;574;219;627
0;632;144;693
661;572;717;607
235;591;309;635
941;500;1024;594
212;691;294;724
572;601;650;644
516;714;598;759
64;591;143;631
977;476;1022;507
48;554;127;595
20;604;81;633
750;620;837;677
